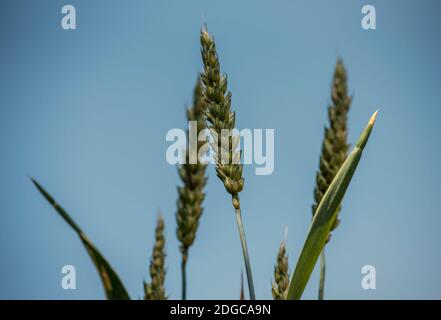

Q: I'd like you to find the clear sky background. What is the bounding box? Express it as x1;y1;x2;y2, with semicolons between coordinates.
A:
1;0;440;299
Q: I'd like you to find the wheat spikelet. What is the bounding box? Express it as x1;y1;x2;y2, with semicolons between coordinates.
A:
144;214;166;300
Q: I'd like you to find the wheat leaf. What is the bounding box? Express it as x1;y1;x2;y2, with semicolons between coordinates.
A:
31;178;130;300
286;111;378;300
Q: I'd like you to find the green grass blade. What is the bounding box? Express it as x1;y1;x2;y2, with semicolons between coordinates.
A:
31;178;130;300
286;111;378;300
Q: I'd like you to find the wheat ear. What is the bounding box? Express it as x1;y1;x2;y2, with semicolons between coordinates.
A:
200;26;255;300
313;59;351;299
272;228;290;300
176;78;208;300
144;214;167;300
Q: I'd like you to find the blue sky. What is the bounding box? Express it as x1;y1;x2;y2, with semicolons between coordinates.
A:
0;0;440;299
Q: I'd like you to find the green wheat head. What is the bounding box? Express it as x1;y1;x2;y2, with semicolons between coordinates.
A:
272;237;290;300
200;27;244;210
176;78;208;259
313;59;352;242
144;214;167;300
200;26;256;300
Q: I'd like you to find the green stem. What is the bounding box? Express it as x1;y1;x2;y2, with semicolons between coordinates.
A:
234;204;256;300
318;249;326;300
181;253;188;300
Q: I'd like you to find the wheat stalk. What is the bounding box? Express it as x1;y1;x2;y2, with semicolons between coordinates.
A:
313;59;352;299
176;78;208;300
272;230;290;300
144;214;167;300
200;26;255;300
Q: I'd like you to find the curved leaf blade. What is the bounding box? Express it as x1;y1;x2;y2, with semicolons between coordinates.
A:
31;178;130;300
287;111;378;300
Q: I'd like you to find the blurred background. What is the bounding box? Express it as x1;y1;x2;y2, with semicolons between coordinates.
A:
0;0;440;299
